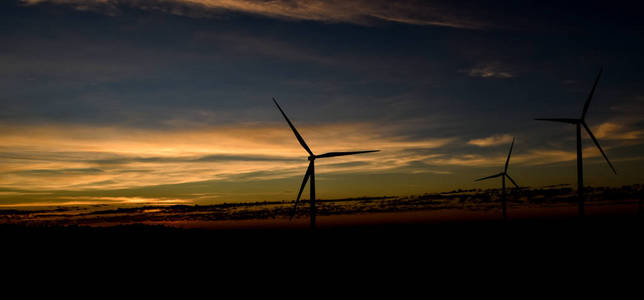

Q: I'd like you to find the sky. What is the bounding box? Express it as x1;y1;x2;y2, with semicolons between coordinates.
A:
1;0;644;208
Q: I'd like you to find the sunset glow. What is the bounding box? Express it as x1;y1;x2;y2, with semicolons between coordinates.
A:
1;0;643;209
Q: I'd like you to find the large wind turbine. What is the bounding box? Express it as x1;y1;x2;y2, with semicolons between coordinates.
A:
475;138;519;222
535;68;617;217
273;98;379;229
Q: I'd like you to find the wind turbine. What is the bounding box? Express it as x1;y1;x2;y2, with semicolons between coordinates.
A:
475;138;519;222
273;98;379;229
535;67;617;217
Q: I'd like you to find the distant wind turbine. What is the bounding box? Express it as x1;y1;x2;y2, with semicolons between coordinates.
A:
273;98;379;229
535;67;617;217
475;138;519;222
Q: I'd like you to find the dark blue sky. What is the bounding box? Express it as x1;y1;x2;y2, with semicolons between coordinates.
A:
1;0;643;207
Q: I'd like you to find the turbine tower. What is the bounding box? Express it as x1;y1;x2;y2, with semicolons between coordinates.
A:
273;98;379;229
475;138;519;222
535;67;617;217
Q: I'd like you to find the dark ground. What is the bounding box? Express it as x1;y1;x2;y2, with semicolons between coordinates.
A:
2;186;642;285
3;213;642;259
2;214;641;291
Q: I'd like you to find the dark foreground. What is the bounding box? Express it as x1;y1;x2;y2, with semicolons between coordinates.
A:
3;214;642;257
2;214;642;289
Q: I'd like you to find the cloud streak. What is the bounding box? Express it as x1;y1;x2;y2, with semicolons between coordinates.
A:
594;122;644;140
1;121;632;194
21;0;489;29
468;134;514;147
461;62;515;78
0;120;639;206
0;196;191;207
0;122;453;191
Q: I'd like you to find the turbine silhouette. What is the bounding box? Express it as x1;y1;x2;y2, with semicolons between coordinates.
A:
475;138;519;222
273;98;379;229
535;67;617;217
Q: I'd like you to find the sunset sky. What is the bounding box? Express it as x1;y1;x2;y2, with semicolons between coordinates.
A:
1;0;643;208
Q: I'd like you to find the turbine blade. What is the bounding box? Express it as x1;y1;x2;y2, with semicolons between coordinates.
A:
315;150;380;159
273;98;314;156
582;67;602;120
534;118;579;124
504;137;515;173
474;173;504;182
582;122;617;175
290;161;313;221
505;174;520;188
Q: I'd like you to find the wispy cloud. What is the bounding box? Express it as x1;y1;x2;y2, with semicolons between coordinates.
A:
468;134;513;147
21;0;489;29
0;123;453;190
194;32;335;65
0;196;191;207
2;120;635;193
461;62;515;78
424;147;606;168
594;122;644;140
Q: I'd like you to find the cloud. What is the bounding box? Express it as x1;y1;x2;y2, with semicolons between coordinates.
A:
2;120;634;194
468;134;513;147
20;0;489;29
91;154;300;165
194;32;335;65
0;191;52;196
423;147;604;168
594;122;644;140
0;122;453;191
0;196;191;207
13;168;105;176
461;62;515;78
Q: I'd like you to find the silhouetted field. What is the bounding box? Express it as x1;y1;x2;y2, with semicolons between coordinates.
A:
1;184;642;231
2;186;642;272
2;212;642;269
